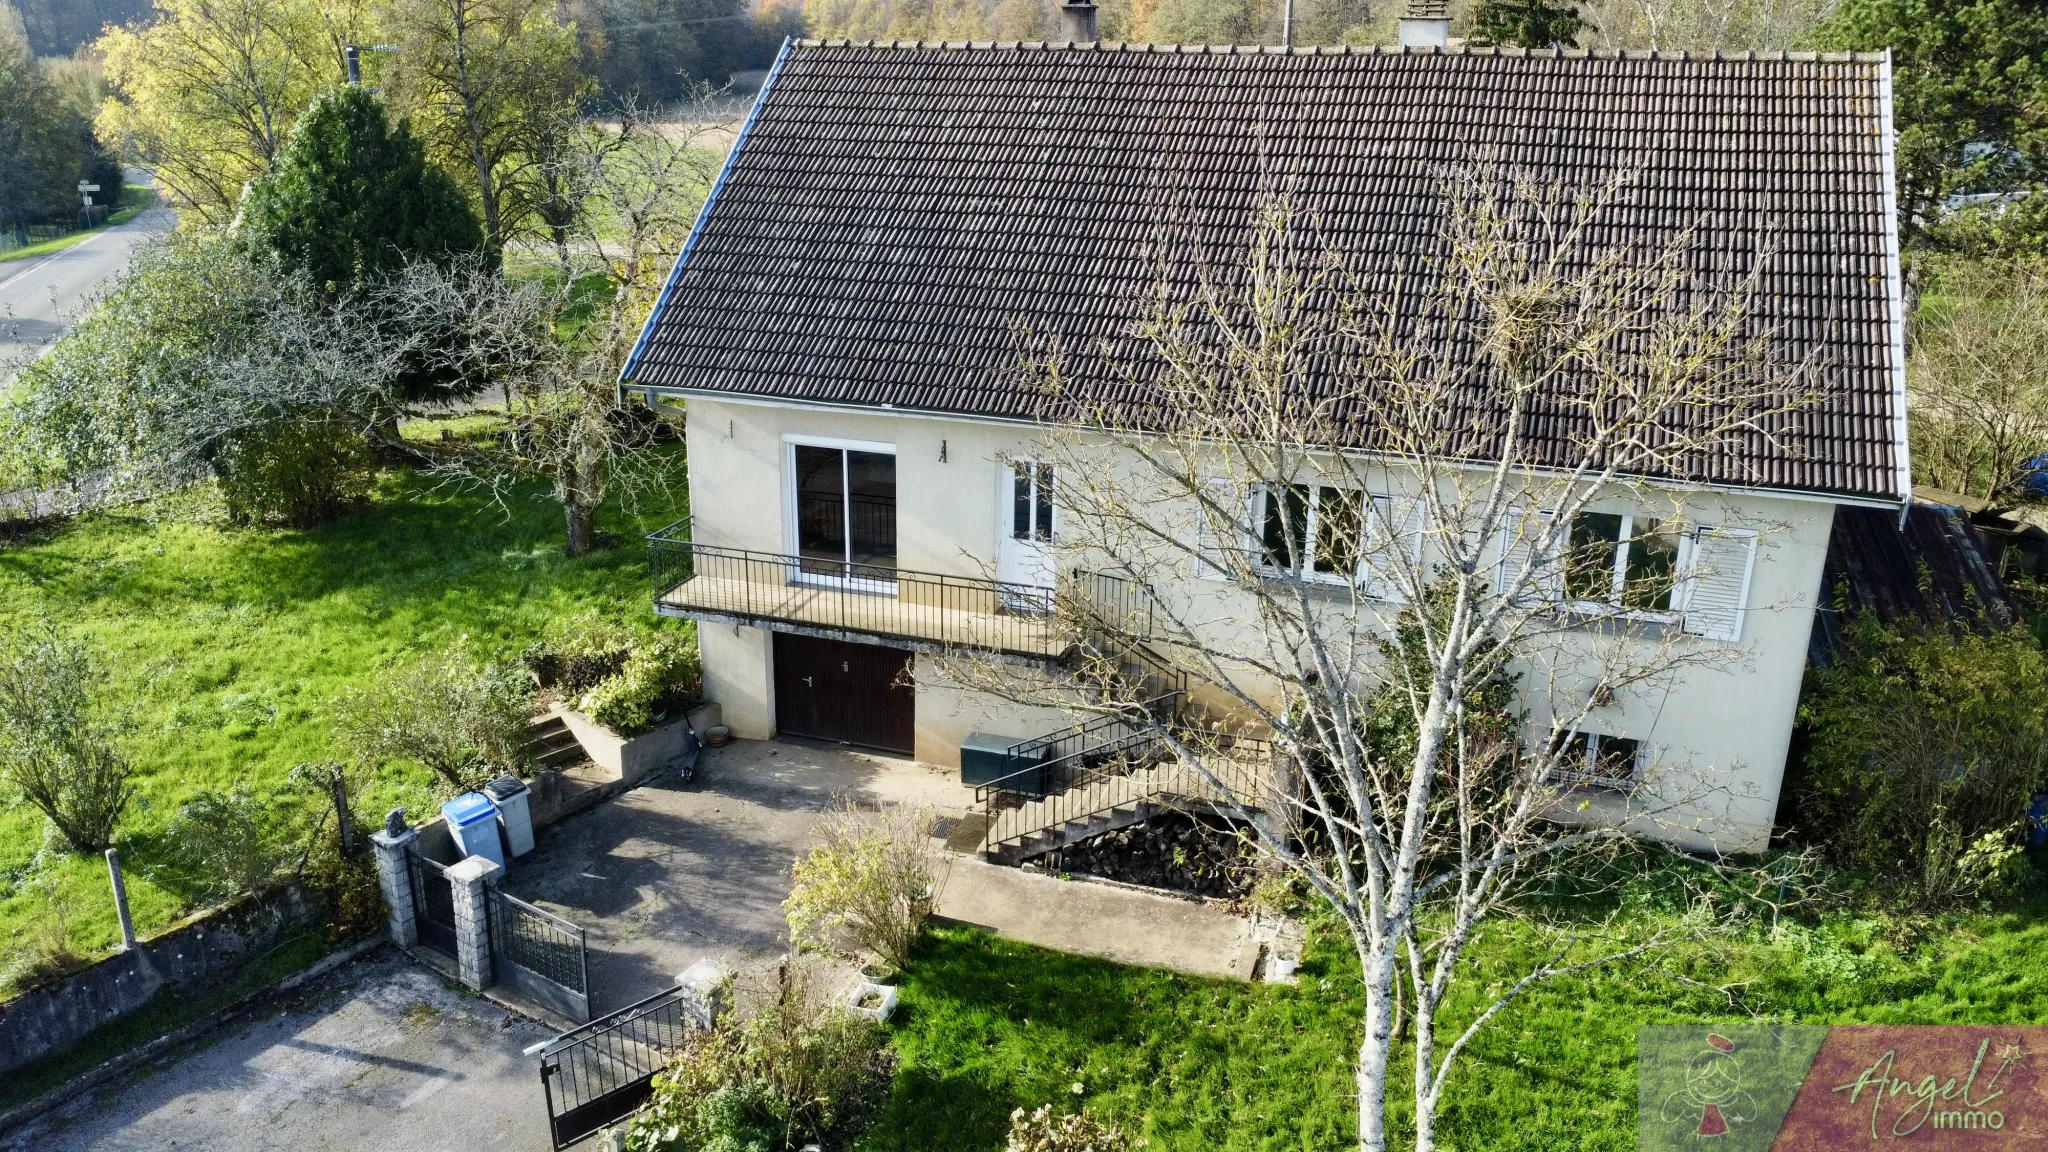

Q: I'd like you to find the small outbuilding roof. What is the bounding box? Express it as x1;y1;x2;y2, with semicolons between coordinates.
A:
624;41;1906;502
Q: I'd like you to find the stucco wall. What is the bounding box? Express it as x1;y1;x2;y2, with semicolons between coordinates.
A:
676;396;1839;850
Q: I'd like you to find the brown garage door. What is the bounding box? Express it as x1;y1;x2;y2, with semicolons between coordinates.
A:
772;632;915;754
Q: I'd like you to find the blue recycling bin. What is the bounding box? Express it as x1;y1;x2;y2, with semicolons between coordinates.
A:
442;792;506;869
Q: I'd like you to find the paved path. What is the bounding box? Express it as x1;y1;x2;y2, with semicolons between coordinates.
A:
0;175;173;373
0;951;555;1152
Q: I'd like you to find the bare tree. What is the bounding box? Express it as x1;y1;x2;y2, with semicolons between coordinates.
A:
1907;258;2048;502
365;102;730;555
943;167;1817;1151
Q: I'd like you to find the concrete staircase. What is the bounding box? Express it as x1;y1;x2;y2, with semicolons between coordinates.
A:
525;715;589;772
983;755;1262;864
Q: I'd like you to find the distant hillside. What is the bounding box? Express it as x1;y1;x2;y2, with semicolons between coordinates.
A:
16;0;148;56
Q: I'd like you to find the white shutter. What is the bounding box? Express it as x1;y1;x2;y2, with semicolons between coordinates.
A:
1494;508;1560;602
1193;479;1241;581
1680;525;1758;641
1357;495;1421;603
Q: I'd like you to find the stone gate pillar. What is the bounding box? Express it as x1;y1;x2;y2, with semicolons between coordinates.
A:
446;855;500;991
370;820;421;949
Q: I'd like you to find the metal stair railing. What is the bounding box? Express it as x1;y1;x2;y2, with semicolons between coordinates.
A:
980;727;1274;857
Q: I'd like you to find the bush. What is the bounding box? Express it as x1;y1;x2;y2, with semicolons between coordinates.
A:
1007;1105;1131;1152
159;786;294;901
1792;609;2048;901
335;640;530;791
629;964;889;1152
784;803;943;974
579;630;701;734
216;422;372;527
524;611;639;696
0;623;134;853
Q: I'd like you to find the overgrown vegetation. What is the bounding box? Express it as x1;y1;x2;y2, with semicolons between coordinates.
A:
335;639;532;790
1791;608;2048;902
630;964;891;1152
785;803;944;976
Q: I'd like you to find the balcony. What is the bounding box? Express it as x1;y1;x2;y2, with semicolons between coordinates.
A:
647;518;1073;659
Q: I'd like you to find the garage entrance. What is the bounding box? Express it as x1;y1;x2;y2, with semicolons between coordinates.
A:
772;632;915;754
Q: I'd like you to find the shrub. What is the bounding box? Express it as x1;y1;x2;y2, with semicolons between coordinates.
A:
629;964;889;1152
524;611;639;696
216;422;372;528
160;786;294;900
1007;1105;1131;1152
335;640;530;790
1792;609;2048;900
784;802;943;974
578;630;701;734
0;622;134;853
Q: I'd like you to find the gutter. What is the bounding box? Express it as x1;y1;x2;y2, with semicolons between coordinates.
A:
616;36;796;395
1877;49;1913;525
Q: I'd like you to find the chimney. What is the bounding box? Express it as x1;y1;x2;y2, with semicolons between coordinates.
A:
1397;0;1449;47
1060;0;1098;43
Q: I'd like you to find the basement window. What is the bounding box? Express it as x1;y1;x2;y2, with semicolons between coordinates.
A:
1548;731;1642;790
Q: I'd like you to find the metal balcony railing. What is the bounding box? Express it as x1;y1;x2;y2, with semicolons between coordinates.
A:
647;518;1073;659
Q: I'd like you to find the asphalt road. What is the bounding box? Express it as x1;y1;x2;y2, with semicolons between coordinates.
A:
0;189;174;372
0;951;557;1152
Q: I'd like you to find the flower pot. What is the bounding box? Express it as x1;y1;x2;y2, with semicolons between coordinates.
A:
704;724;731;747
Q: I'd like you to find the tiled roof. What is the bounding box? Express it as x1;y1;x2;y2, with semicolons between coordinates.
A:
1808;504;2014;665
625;41;1905;501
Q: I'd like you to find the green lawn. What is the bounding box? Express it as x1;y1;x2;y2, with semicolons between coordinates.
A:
0;183;160;263
0;466;687;970
869;886;2048;1151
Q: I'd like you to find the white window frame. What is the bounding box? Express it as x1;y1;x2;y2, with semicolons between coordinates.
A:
1560;510;1685;625
1247;483;1418;600
782;433;898;594
1008;459;1056;543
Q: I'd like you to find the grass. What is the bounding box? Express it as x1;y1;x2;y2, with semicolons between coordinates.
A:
0;463;688;974
866;877;2048;1151
0;184;159;264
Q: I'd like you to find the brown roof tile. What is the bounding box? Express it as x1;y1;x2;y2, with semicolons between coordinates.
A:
624;41;1904;501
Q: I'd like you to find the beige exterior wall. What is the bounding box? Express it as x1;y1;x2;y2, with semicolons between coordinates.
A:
677;395;1841;852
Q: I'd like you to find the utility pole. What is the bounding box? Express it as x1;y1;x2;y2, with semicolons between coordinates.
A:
343;43;399;86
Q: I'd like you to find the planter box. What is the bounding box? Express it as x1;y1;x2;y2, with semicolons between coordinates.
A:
554;707;702;785
846;980;899;1024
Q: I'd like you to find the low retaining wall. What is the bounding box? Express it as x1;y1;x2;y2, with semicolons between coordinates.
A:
0;882;323;1075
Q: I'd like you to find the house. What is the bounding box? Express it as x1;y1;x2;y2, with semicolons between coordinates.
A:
620;23;1905;854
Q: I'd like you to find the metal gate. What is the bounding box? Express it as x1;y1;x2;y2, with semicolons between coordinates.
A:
539;986;693;1149
407;848;458;958
492;890;590;1024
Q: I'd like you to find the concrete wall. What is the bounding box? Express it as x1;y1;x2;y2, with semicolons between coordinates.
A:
676;396;1839;850
0;883;322;1075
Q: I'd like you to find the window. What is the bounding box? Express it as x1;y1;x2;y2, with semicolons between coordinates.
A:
792;441;896;584
1548;731;1642;790
1563;512;1681;614
1257;485;1363;582
1011;462;1054;542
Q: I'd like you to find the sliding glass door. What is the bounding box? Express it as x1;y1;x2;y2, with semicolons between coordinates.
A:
792;441;897;587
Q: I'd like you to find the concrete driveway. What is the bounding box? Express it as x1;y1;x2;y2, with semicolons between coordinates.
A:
504;737;977;1013
1;951;556;1152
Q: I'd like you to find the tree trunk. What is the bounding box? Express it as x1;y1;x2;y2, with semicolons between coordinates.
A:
1357;944;1397;1152
564;498;594;557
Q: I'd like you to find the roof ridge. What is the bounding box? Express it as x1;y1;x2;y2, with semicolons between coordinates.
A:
790;38;1888;64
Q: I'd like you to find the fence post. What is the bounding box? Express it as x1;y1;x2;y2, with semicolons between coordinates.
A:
104;848;137;951
331;764;357;858
447;855;500;991
369;811;420;949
